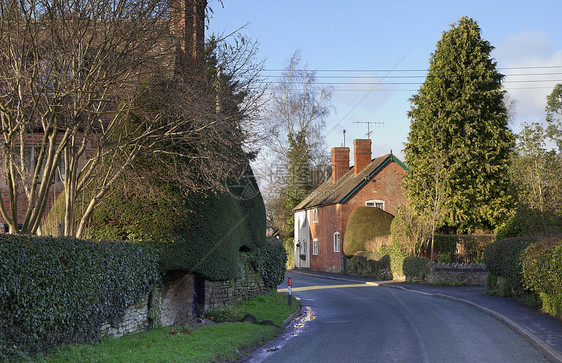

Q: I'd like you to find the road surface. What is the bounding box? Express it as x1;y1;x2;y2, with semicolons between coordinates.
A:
245;271;549;363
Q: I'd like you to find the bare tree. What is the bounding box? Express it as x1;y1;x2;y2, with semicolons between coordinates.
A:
259;50;333;237
0;0;261;237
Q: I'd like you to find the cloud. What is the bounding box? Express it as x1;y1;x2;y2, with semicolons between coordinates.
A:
494;30;562;129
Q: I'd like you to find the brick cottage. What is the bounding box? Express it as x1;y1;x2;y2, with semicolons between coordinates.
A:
293;139;407;272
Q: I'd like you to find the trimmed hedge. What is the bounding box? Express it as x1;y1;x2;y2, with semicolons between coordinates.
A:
521;237;562;318
0;235;160;358
403;256;430;282
484;237;537;296
87;163;267;282
343;206;394;256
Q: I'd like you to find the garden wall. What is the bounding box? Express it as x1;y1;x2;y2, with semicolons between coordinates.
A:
425;262;487;285
102;259;267;338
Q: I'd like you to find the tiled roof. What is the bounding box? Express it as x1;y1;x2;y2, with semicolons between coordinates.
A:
293;153;407;211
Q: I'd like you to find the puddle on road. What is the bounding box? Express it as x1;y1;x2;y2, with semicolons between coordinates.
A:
240;305;315;362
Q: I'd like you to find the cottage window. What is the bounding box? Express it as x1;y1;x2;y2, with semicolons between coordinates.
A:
312;238;319;255
312;208;318;223
365;200;385;210
333;232;340;253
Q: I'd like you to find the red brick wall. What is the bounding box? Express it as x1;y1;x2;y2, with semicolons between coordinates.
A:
308;160;406;272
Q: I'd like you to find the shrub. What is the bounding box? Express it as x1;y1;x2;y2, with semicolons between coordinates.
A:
432;235;458;256
343;206;394;256
484;237;536;296
248;237;287;288
0;235;160;358
403;256;429;282
390;204;431;256
379;242;406;280
348;252;391;279
521;236;562;317
284;237;295;270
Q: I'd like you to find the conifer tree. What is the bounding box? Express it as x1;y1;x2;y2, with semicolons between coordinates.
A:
404;17;515;233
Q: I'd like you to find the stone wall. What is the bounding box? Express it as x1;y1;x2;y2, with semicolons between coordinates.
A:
425;262;487;285
101;258;267;338
101;293;151;338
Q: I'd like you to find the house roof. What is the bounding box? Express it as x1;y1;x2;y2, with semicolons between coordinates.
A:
293;153;408;212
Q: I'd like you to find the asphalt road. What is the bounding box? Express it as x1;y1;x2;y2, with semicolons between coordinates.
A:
245;271;549;363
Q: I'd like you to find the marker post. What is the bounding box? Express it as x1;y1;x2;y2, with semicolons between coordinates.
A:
287;278;292;306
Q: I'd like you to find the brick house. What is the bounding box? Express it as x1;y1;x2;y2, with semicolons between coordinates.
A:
293;139;407;272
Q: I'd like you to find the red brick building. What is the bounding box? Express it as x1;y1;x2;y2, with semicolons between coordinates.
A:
293;139;407;272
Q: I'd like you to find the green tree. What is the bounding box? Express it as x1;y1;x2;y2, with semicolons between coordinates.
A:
404;17;515;233
546;83;562;150
508;122;562;236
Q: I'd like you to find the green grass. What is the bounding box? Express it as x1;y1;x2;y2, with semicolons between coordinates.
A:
37;291;299;363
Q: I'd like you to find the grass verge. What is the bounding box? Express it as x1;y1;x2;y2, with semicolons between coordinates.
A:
37;291;299;363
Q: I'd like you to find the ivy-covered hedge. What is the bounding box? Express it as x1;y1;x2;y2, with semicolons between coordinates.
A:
483;237;536;296
247;237;287;288
403;256;430;282
0;235;160;358
521;237;562;318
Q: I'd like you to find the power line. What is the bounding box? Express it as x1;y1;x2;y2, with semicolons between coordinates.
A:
262;65;562;73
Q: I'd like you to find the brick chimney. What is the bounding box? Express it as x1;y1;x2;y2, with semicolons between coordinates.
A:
171;0;207;81
331;147;350;183
353;139;372;175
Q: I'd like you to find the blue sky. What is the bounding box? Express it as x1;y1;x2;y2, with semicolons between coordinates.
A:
208;0;562;161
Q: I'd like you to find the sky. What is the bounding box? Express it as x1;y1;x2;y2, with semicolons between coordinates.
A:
207;0;562;162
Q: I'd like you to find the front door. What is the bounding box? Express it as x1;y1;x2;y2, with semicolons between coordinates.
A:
294;210;310;268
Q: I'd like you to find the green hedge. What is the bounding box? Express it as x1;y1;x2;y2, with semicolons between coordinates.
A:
343;206;394;256
0;235;160;358
379;242;406;279
403;256;429;282
87;164;266;282
247;237;287;288
521;237;562;318
432;235;458;256
483;237;536;296
348;252;392;280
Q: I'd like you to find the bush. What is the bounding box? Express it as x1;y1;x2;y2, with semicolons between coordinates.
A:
432;235;458;256
343;207;394;256
284;237;295;270
348;252;391;279
403;256;429;282
248;237;287;288
0;235;160;358
484;237;536;296
379;242;406;280
521;236;562;317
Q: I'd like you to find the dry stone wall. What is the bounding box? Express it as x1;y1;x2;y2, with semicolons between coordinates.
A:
101;259;267;338
425;262;487;285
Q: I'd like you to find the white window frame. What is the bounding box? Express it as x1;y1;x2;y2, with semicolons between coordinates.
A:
312;238;319;255
365;199;385;210
312;207;318;223
333;232;340;253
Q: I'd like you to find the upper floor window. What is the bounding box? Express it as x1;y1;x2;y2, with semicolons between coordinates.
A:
365;200;385;210
312;207;318;223
333;232;340;253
